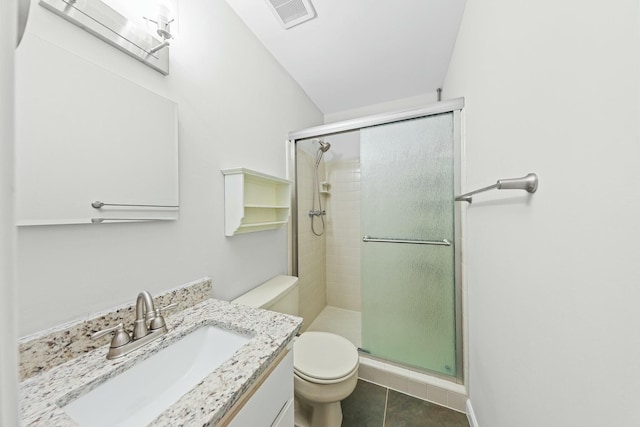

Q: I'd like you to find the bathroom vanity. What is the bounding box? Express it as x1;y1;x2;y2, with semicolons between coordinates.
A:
18;280;302;426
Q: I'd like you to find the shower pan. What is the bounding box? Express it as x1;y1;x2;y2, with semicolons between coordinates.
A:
289;99;464;381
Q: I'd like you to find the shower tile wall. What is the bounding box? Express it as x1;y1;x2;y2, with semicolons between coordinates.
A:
297;149;327;329
325;160;361;311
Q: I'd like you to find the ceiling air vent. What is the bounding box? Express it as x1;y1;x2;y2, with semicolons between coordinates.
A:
265;0;316;29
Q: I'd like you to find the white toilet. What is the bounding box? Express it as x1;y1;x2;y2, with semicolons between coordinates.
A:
233;275;359;427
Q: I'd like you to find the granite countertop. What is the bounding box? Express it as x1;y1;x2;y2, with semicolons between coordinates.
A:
19;298;302;426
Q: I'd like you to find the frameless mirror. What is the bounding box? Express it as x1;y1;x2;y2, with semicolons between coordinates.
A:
16;36;179;225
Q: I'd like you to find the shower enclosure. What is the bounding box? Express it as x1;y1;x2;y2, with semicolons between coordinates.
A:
290;99;463;381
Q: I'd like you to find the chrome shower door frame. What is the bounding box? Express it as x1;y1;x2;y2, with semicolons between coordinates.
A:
287;97;466;384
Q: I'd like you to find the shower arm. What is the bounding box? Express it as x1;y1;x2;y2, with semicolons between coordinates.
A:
455;173;538;203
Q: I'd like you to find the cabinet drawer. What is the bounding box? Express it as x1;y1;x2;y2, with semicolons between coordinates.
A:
225;351;294;427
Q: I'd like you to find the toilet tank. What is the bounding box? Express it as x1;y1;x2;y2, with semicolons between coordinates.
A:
232;275;299;317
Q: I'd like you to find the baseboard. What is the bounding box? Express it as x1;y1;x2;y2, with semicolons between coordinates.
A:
466;399;479;427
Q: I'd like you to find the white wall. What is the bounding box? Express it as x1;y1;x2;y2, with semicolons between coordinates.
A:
324;92;439;123
444;1;640;426
1;0;19;423
16;0;322;335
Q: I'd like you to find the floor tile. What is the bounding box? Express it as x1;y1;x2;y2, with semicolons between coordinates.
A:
341;380;387;427
385;389;469;427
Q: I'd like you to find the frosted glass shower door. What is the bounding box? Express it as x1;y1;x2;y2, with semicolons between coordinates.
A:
360;113;456;376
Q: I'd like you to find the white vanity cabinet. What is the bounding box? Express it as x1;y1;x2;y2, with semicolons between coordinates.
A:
223;350;294;427
222;168;292;236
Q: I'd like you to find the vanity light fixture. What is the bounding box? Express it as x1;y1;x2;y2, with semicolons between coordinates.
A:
39;0;171;75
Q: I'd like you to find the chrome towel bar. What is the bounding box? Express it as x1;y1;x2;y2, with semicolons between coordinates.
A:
91;201;179;209
455;173;538;203
363;236;451;246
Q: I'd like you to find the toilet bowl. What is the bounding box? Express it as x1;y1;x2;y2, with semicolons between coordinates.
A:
232;276;360;427
293;332;359;427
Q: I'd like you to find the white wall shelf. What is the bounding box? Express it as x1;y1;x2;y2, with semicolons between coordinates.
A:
222;168;292;236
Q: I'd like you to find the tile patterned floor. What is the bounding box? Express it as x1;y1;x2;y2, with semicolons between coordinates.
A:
342;380;470;427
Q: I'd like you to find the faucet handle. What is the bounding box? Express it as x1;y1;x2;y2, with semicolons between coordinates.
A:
149;303;178;331
91;323;132;348
160;302;178;312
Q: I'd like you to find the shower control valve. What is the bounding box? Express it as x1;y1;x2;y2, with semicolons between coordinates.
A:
308;210;326;218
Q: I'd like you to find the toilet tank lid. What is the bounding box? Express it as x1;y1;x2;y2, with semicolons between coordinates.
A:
232;275;299;309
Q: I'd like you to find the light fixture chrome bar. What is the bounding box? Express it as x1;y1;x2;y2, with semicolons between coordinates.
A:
149;40;170;54
362;236;451;246
39;0;169;75
91;201;179;209
455;173;539;203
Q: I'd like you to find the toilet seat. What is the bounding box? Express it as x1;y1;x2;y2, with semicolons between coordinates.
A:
293;332;359;384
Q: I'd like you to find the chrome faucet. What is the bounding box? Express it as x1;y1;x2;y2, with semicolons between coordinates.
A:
92;291;176;359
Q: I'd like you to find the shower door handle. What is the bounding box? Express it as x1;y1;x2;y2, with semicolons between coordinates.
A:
362;236;451;246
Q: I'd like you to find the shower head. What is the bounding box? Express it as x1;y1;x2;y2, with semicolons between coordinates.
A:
317;140;331;152
313;139;330;167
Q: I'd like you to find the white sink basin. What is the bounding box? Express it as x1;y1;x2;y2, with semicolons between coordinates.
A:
63;325;252;427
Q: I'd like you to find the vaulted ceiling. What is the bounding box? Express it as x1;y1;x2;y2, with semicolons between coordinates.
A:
224;0;467;115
